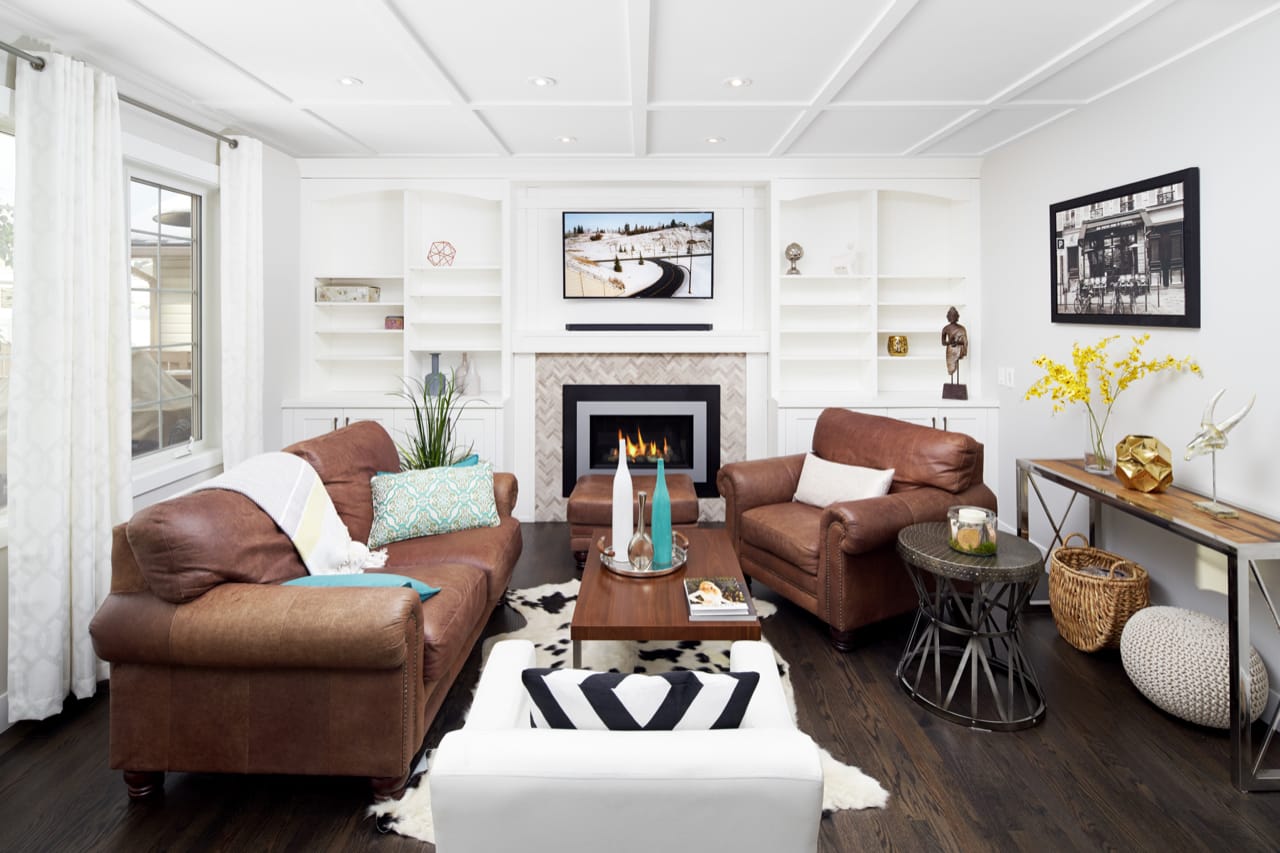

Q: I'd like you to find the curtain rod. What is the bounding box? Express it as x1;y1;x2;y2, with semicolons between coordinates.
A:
0;39;238;149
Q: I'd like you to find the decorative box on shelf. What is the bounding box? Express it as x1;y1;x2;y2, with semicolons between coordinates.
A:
316;283;381;303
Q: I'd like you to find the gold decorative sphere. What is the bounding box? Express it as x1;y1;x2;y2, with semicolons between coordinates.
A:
1114;435;1174;493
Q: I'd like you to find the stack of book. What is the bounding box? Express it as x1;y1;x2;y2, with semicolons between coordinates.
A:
684;576;755;621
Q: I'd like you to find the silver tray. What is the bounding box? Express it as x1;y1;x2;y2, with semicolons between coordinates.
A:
597;531;690;578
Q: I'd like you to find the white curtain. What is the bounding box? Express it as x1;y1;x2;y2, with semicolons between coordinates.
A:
218;136;263;467
8;54;132;720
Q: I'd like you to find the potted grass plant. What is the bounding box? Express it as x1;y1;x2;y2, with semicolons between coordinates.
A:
395;370;474;469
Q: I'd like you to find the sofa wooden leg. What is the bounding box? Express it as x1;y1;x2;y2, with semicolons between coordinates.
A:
123;770;165;799
828;626;857;652
573;550;587;572
370;771;412;802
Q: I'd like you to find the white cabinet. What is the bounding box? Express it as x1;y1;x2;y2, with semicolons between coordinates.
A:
284;407;397;444
771;179;979;404
392;405;502;468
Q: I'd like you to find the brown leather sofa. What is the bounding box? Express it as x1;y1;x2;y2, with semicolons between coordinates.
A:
89;421;522;800
717;408;995;650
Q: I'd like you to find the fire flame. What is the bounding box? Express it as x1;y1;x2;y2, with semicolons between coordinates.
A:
612;427;672;463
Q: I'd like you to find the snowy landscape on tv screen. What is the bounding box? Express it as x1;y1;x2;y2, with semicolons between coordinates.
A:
563;211;713;298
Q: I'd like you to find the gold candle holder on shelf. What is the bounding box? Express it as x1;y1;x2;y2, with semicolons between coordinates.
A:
886;335;909;357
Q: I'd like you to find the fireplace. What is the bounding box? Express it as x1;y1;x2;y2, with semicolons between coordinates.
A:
563;384;720;497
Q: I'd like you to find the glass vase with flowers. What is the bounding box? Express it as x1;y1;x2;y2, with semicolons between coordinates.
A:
1025;334;1200;475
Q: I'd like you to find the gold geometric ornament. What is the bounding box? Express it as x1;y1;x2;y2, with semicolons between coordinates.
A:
1114;435;1174;493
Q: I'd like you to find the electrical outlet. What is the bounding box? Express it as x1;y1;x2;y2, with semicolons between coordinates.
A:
998;367;1015;388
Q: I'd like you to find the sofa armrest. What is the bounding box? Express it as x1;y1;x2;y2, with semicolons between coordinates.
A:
731;640;796;730
717;455;806;513
494;472;518;518
464;640;536;731
90;583;422;670
821;482;998;556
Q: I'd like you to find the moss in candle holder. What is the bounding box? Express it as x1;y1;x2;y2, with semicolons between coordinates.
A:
951;537;998;556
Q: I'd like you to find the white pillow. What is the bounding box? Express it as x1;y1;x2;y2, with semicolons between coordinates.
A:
793;453;895;507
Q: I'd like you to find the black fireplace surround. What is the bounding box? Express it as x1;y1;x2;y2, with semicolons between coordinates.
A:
562;384;720;498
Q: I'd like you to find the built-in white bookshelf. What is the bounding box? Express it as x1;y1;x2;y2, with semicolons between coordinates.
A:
770;179;979;405
292;180;509;461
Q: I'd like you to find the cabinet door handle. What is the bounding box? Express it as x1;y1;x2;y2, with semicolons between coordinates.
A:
931;416;937;429
943;416;949;431
331;417;338;431
345;416;351;427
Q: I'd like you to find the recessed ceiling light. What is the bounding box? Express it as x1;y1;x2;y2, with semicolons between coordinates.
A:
556;135;577;144
706;136;726;144
529;76;557;88
724;77;752;88
338;76;363;87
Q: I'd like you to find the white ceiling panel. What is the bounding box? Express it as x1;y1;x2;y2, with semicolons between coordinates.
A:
648;109;800;156
480;107;633;155
649;0;883;103
1;0;1276;158
834;0;1143;102
306;104;503;156
388;0;630;102
1015;0;1277;102
789;108;970;156
135;0;455;104
922;106;1072;156
2;0;280;107
223;105;371;157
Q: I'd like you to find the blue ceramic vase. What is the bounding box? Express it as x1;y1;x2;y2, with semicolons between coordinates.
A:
651;458;673;568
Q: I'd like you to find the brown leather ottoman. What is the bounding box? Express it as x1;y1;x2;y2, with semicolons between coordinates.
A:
568;473;699;570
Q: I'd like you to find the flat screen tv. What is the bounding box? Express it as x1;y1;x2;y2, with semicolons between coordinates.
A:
563;211;713;298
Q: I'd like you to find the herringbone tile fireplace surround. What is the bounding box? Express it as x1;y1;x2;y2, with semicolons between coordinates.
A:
534;353;747;521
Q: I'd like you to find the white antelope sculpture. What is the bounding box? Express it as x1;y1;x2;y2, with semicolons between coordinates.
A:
1184;389;1255;518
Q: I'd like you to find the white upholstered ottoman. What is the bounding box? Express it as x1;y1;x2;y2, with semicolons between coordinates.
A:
1120;606;1269;728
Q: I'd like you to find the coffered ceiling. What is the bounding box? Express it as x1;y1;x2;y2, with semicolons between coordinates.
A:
1;0;1276;158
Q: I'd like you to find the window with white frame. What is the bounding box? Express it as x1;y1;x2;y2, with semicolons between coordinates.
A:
128;178;202;458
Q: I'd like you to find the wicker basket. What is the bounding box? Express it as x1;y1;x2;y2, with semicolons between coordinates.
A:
1049;533;1150;652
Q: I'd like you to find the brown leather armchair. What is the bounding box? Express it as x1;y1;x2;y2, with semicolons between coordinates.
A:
717;408;996;650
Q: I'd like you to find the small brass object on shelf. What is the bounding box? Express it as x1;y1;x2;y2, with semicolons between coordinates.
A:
1114;435;1174;493
887;335;909;357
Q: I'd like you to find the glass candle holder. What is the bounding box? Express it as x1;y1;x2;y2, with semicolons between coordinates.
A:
947;506;997;556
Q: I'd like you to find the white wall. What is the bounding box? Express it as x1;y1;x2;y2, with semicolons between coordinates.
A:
982;15;1280;674
262;146;300;450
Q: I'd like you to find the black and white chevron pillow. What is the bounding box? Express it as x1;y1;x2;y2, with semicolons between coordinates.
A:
521;668;759;731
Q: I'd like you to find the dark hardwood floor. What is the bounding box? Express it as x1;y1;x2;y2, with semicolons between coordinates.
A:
2;522;1278;852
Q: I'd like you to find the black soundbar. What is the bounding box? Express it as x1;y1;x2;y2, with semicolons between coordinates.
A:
565;323;713;332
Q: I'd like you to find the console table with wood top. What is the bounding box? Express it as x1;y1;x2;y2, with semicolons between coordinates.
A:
1016;457;1280;792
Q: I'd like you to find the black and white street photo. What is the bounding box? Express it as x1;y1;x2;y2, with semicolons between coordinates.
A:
1049;167;1199;328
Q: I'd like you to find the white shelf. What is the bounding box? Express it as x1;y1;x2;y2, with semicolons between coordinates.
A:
878;274;966;280
780;274;873;281
314;329;403;336
315;356;403;363
778;295;869;307
877;355;941;362
408;264;501;273
780;354;871;363
878;300;966;307
313;301;405;309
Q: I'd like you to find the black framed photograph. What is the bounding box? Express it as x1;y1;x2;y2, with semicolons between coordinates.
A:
1049;167;1199;328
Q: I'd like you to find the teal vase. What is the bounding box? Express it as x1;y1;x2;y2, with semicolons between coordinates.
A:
651;458;673;568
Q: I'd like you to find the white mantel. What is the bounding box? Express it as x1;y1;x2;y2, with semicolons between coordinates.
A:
512;331;769;355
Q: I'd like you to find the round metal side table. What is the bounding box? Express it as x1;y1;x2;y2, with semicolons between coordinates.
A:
896;521;1047;731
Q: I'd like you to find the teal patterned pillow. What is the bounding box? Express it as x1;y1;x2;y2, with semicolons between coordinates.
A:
368;463;501;548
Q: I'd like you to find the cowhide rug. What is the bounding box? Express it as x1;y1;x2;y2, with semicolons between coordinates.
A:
371;579;889;843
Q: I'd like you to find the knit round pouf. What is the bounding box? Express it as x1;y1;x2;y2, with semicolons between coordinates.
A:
1120;606;1269;728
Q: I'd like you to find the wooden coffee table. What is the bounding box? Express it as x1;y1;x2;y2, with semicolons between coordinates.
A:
572;527;761;668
